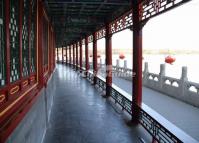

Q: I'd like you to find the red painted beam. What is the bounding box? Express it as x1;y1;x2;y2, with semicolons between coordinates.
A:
93;32;97;84
105;23;112;96
85;37;89;76
132;1;143;122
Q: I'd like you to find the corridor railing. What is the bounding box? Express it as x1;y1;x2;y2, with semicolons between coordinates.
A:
87;71;181;143
74;66;198;143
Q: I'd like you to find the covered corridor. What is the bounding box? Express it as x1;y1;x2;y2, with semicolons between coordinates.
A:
0;0;199;143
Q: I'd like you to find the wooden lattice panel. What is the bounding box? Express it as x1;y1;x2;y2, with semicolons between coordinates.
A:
10;0;20;83
30;0;36;73
22;0;30;77
110;10;133;34
0;0;6;87
141;0;189;21
96;28;106;40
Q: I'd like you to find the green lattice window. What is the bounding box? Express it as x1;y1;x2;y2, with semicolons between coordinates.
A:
0;0;6;87
43;18;48;66
30;0;36;73
10;0;20;83
22;0;30;77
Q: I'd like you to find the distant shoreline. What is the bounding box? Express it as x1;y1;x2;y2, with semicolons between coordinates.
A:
95;48;199;55
143;49;199;55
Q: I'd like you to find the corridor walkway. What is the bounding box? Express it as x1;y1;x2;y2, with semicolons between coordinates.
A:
43;65;151;143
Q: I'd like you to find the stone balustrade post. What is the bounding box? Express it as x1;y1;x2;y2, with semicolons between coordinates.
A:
143;62;149;85
100;58;102;68
181;66;188;81
124;60;127;70
180;66;188;96
159;64;165;89
116;59;120;72
89;62;92;70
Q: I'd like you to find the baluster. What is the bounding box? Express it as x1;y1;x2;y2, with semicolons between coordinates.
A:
159;64;165;89
180;66;188;96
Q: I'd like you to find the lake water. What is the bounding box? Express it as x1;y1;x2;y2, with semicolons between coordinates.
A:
99;54;199;83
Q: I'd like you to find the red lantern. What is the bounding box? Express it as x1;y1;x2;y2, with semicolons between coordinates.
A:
165;55;176;64
97;55;101;58
119;53;125;60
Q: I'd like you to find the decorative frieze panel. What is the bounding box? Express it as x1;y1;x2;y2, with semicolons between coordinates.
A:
96;28;106;40
141;0;189;21
110;10;133;34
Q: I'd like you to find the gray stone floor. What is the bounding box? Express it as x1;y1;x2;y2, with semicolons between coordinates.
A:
43;65;151;143
111;76;199;141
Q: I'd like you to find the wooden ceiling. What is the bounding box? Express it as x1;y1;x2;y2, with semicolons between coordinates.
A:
44;0;132;47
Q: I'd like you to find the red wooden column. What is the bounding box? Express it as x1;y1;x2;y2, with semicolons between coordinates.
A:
66;46;68;64
93;32;97;84
85;37;89;76
62;45;64;63
69;46;71;65
132;1;143;122
73;44;75;68
56;47;59;62
105;23;112;96
38;0;44;86
79;40;82;71
76;43;78;70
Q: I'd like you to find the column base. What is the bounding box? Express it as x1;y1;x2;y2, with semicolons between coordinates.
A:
105;85;112;97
